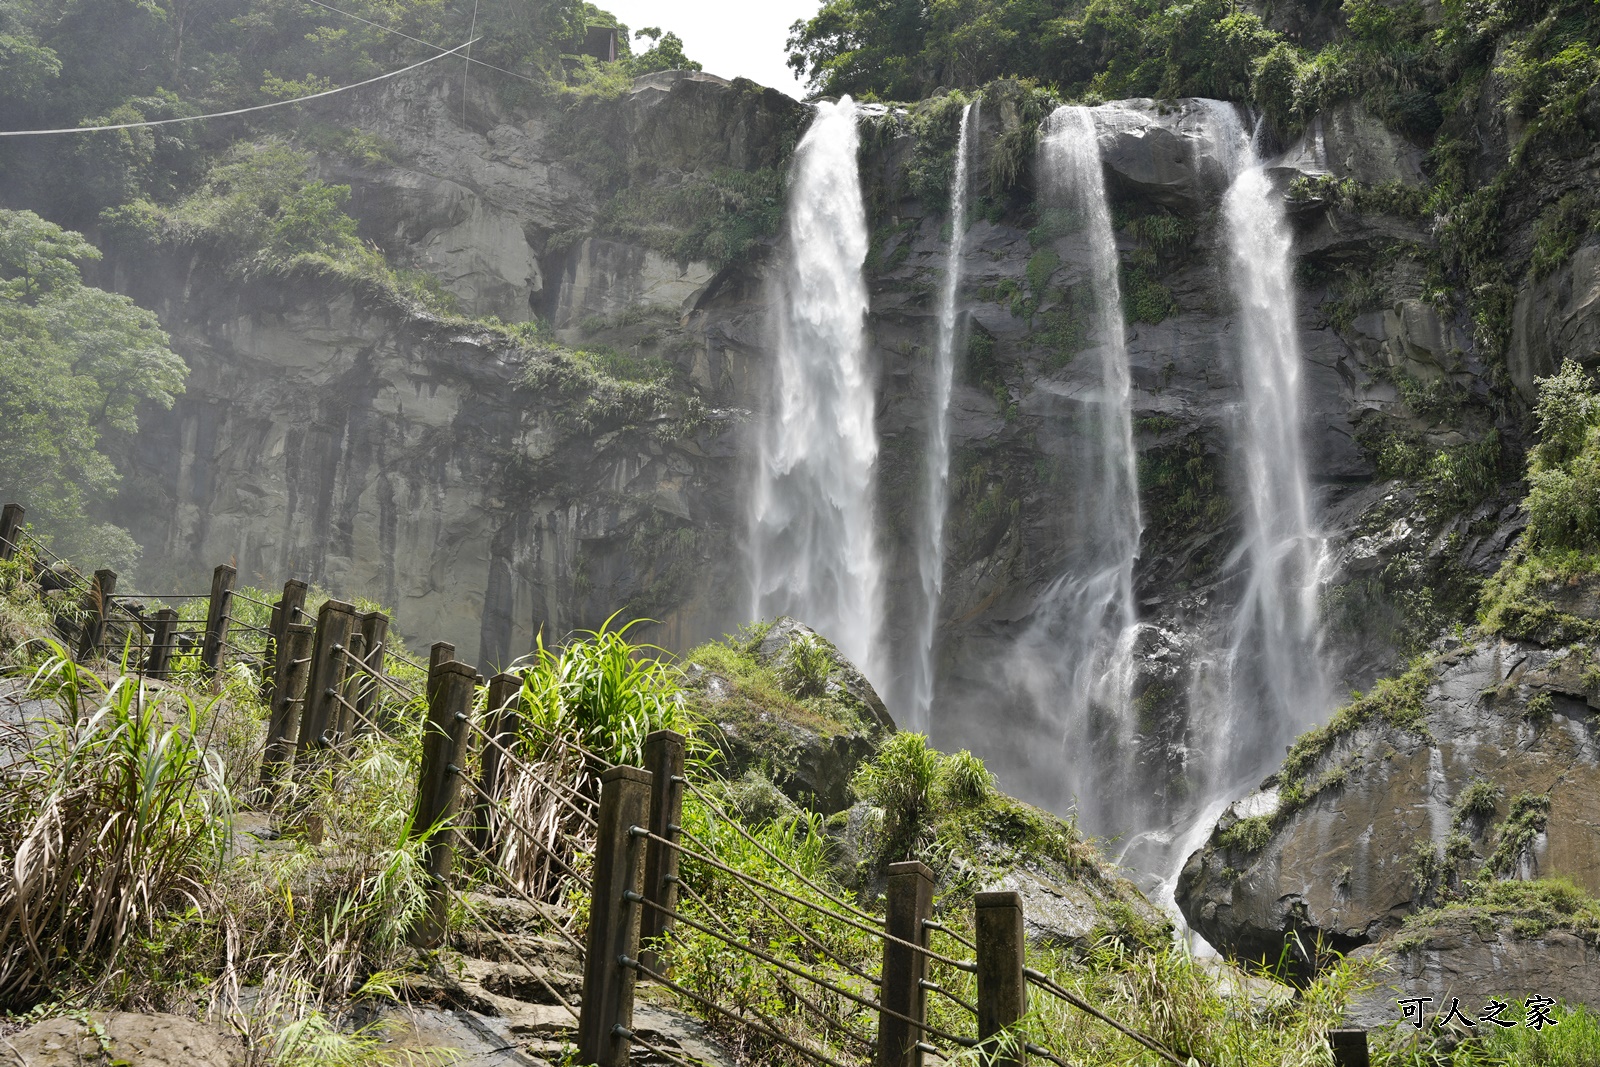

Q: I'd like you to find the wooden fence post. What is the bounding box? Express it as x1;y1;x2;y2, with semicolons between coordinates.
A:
1329;1030;1369;1067
409;659;477;948
0;504;23;562
639;728;685;975
578;765;652;1067
146;608;179;678
878;860;935;1067
298;599;357;756
261;621;314;793
427;641;455;703
200;564;236;677
336;631;367;736
75;569;117;660
471;672;522;861
260;579;308;706
976;891;1027;1067
356;610;389;727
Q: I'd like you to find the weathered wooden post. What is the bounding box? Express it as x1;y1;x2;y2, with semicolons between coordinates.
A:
0;504;23;562
262;579;309;706
298;599;358;756
409;659;476;948
1329;1030;1369;1067
639;728;686;975
577;765;652;1067
356;610;390;726
427;641;456;703
261;622;314;793
878;860;935;1067
200;564;236;677
146;608;179;678
976;891;1027;1067
336;631;367;735
75;569;118;659
470;672;522;861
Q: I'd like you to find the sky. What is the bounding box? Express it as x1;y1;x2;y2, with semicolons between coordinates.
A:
597;0;822;98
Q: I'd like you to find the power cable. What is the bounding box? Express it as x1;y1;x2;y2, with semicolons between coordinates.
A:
0;40;478;137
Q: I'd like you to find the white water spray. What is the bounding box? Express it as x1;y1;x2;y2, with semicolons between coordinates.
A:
1006;106;1144;827
1155;104;1333;925
905;102;976;731
748;98;886;686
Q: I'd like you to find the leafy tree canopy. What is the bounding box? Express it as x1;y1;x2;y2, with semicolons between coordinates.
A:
0;209;187;569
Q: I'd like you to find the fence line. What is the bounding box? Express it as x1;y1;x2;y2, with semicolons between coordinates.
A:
1;499;1382;1067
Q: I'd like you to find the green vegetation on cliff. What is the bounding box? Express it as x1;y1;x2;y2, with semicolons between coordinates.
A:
1482;360;1600;642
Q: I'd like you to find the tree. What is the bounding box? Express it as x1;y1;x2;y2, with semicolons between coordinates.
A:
629;27;701;76
0;209;186;569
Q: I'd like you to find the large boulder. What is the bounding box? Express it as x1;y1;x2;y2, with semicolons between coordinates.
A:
1176;635;1600;964
686;618;893;814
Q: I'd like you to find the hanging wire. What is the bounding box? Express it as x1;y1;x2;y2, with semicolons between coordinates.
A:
628;892;977;1053
0;40;480;137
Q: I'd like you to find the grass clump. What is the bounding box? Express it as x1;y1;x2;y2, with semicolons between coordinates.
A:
1453;778;1502;825
0;647;229;1009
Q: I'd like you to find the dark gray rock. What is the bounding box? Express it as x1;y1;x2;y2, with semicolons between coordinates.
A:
1177;638;1600;962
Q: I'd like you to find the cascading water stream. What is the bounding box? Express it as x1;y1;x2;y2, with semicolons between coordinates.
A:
1162;102;1331;928
1004;106;1143;828
904;102;976;732
747;98;886;686
1198;101;1330;790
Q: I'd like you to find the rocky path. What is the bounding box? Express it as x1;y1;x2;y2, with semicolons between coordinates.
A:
2;890;741;1067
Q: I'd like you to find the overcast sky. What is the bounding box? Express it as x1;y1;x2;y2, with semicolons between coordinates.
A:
599;0;822;98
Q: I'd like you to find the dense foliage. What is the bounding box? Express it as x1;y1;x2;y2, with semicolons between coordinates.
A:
0;209;185;568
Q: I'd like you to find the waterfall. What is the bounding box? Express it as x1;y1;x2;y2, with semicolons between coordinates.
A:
905;102;976;732
1190;101;1330;819
748;98;885;687
1004;106;1143;827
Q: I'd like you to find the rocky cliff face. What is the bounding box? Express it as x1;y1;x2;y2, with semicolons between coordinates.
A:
96;62;1600;908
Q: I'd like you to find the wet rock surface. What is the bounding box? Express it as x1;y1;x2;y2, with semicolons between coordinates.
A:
1176;636;1600;963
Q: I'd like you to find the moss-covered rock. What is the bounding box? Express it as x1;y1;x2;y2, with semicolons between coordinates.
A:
683;619;891;814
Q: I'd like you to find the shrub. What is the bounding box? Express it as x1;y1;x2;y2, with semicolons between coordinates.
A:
852;732;942;863
778;631;832;698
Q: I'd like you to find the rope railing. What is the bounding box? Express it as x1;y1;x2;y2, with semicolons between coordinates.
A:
669;872;878;1054
627;890;977;1054
447;763;593;881
625;954;863;1067
336;645;422;702
637;825;976;974
1023;967;1195;1067
677;774;885;928
676;824;882;987
921;919;977;952
918;978;978;1017
451;812;589;958
1026;1043;1079;1067
453;714;600;830
449;886;582;1020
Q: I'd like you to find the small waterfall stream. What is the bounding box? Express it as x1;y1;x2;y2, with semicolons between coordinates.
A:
1006;106;1144;827
747;98;886;686
905;102;977;732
